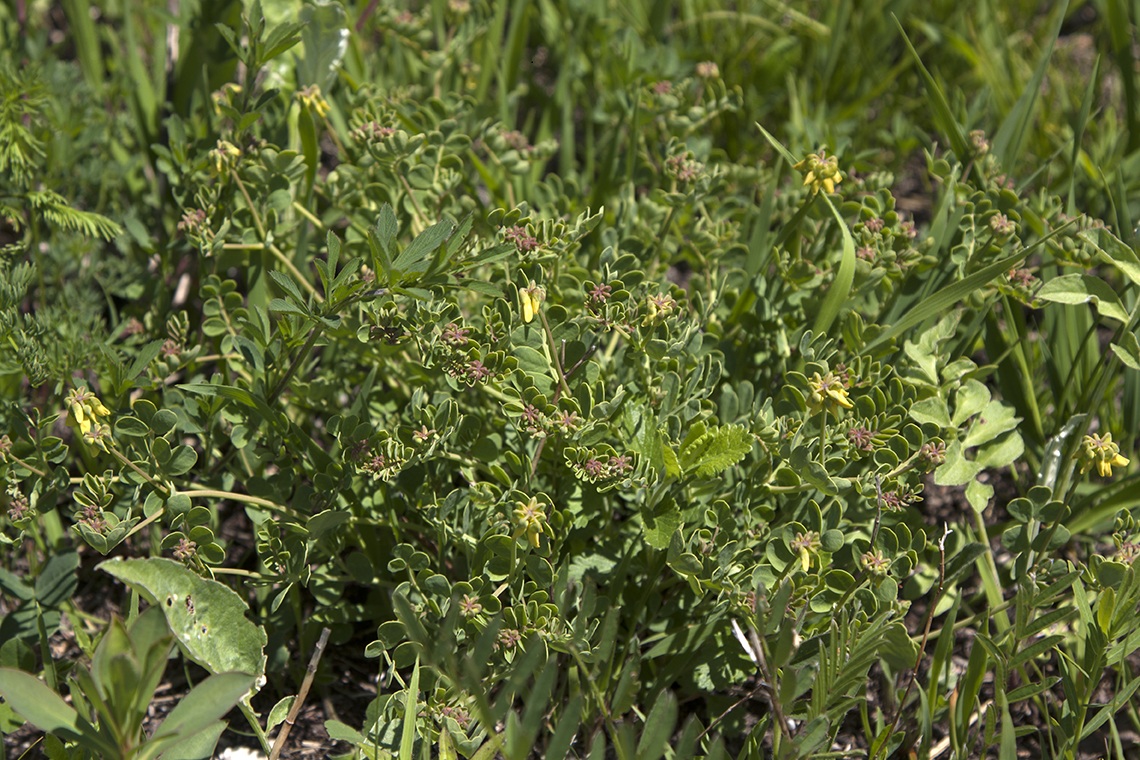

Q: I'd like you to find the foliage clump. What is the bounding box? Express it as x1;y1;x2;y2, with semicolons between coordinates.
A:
3;1;1140;759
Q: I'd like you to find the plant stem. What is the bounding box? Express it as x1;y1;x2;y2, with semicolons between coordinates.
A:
269;627;332;760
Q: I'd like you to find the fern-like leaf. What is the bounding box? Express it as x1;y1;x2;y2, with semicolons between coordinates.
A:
26;190;122;241
679;423;754;479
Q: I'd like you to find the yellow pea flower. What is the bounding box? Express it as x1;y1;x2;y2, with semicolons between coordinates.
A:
67;387;112;449
519;281;545;324
807;372;854;413
512;494;548;548
1081;432;1130;478
793;149;843;195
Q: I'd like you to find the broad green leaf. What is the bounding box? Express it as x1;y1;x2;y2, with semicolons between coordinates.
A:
296;1;348;91
641;498;682;550
1086;227;1140;286
148;721;227;760
952;380;990;426
962;401;1020;448
166;445;198;476
636;690;677;760
34;551;79;608
1110;331;1140;371
909;396;950;428
98;558;266;693
1037;273;1129;323
0;566;32;601
975;432;1025;470
146;672;254;753
0;668;81;738
934;440;981;486
965;478;993;513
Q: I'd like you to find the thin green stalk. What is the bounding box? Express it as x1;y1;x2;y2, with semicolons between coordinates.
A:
971;513;1010;633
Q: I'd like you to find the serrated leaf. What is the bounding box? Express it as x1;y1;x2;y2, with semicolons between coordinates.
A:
267;269;308;308
394;219;456;273
681;424;753;478
641;499;681;550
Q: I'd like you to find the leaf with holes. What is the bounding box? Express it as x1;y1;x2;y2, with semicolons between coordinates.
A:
98;558;266;696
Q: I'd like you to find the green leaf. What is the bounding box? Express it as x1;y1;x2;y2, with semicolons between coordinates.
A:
934;440;981;487
148;721;226;760
147;672;254;750
974;432;1025;470
1008;634;1064;671
813;194;857;336
0;668;81;738
863;250;1028;353
324;719;364;744
635;690;677;760
400;658;421;760
125;340;166;386
34;551;79;608
892;16;970;159
296;1;348;91
165;446;198;476
0;566;33;601
962;401;1020;448
909;396;950;428
641;498;681;550
965;478;993;513
1085;227;1140;286
1037;273;1129;323
98;558;266;693
990;0;1067;169
952;380;991;426
267;269;309;309
680;424;753;478
115;416;151;437
1110;331;1140;371
394;219;457;273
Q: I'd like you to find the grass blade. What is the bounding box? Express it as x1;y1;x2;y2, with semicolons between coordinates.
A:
399;658;421;760
990;0;1067;170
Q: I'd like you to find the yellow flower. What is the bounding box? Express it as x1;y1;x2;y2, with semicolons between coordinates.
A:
1081;432;1130;478
512;495;548;548
807;372;853;413
793;150;843;195
210;140;241;175
297;85;331;118
67;387;112;443
519;281;544;324
641;293;677;327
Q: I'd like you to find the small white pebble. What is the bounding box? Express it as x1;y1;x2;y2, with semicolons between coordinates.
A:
214;749;267;760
